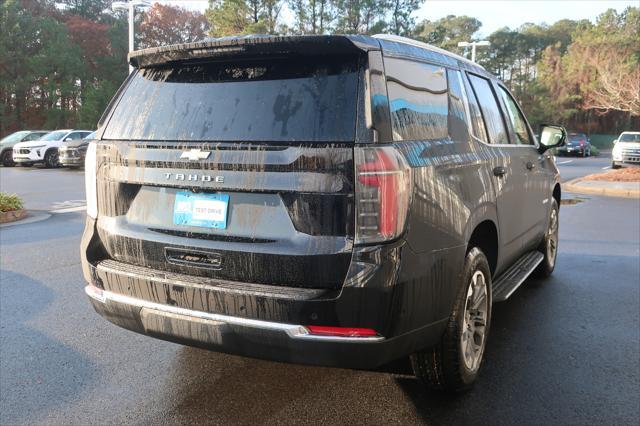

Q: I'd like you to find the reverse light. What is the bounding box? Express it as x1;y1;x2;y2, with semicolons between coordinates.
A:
306;326;378;337
354;146;411;245
85;142;97;218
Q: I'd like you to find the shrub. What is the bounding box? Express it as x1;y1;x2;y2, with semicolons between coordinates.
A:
0;193;23;213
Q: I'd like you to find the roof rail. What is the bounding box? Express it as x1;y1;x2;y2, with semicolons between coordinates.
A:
372;34;485;69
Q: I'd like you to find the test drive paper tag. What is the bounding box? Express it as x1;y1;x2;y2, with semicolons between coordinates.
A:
173;191;229;229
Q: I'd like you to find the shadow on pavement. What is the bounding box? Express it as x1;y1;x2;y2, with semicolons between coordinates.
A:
0;270;97;425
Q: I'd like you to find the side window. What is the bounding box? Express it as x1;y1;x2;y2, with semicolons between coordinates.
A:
461;72;489;143
69;132;84;140
25;133;44;141
446;69;470;142
384;57;448;141
467;74;509;145
498;86;533;145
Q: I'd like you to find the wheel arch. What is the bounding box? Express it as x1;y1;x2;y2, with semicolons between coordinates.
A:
467;220;499;277
553;183;561;210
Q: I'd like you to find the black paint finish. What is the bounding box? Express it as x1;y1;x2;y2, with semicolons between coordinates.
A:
81;34;561;369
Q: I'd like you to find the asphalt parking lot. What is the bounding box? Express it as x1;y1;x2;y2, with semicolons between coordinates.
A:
1;156;639;425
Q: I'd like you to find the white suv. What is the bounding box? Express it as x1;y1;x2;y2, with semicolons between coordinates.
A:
13;129;93;167
612;131;640;169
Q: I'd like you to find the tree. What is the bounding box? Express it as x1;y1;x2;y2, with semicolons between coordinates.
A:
389;0;423;36
332;0;388;34
205;0;283;37
58;0;111;20
138;3;210;49
414;15;481;53
288;0;335;34
539;7;640;118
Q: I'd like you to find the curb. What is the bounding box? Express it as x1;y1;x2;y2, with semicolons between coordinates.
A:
564;178;640;198
0;210;51;228
0;209;27;224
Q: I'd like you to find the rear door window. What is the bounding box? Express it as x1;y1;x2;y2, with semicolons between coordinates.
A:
384;58;448;141
467;74;509;145
103;56;359;142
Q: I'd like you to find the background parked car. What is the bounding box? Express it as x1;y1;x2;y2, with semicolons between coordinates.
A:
12;129;93;168
0;130;49;166
59;131;96;168
557;132;591;157
611;131;640;169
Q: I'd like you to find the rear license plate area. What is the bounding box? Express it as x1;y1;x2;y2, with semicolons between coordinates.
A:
173;191;229;229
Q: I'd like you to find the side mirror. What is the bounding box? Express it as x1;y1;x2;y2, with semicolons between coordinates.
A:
613;139;618;144
64;137;72;141
538;124;567;153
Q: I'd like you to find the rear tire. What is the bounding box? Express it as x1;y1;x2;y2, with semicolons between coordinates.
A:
44;149;59;168
411;247;492;392
534;198;559;278
1;150;14;167
612;162;621;169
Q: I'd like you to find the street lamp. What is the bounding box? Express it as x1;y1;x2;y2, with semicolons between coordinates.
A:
457;40;491;63
112;0;151;72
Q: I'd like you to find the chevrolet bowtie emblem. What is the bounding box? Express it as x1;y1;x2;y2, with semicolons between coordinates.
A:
180;149;211;161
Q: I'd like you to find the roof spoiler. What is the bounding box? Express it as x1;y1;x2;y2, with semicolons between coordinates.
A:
128;35;380;69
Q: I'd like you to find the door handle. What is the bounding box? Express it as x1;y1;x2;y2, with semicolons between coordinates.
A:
526;161;536;170
493;166;506;177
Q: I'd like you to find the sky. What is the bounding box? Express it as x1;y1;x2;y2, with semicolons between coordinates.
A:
163;0;638;36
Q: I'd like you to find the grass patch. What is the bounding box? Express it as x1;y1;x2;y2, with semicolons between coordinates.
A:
590;146;600;156
0;193;23;213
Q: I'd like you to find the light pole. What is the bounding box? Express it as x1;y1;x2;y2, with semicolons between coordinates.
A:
112;0;151;72
457;40;491;63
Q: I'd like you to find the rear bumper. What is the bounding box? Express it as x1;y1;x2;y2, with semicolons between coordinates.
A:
84;279;446;369
80;217;450;369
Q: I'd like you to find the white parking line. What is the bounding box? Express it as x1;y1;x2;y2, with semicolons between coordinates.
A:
601;166;611;170
557;160;573;165
50;206;86;213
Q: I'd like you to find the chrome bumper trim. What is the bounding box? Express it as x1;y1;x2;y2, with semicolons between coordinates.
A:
85;285;384;343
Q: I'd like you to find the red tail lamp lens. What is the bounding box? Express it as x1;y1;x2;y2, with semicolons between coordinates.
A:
354;146;411;245
306;326;378;337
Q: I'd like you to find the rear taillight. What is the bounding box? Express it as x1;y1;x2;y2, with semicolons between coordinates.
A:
579;140;585;146
306;326;378;338
85;142;97;218
354;146;411;245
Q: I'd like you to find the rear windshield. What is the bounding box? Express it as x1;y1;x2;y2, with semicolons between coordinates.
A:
103;56;359;142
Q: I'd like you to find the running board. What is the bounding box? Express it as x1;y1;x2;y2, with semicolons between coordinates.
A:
492;251;544;302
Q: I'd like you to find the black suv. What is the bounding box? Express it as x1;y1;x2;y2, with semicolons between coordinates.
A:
81;35;565;392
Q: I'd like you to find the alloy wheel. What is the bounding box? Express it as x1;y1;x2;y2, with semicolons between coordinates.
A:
461;270;488;372
547;207;559;268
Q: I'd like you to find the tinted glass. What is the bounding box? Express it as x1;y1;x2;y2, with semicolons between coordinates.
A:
461;73;488;142
0;131;29;144
41;131;68;141
467;74;509;145
84;131;96;139
23;132;47;141
447;70;470;142
385;58;448;141
498;86;533;145
103;56;358;142
68;132;85;140
619;133;640;142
